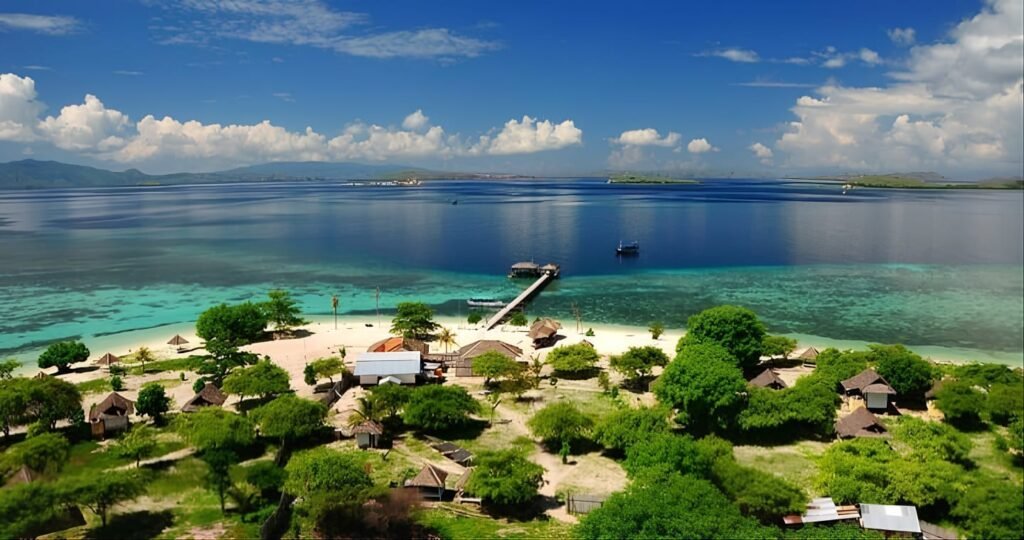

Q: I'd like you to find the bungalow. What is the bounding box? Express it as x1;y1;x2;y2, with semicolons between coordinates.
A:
841;369;897;411
182;382;228;413
835;407;889;439
353;420;384;449
405;464;449;499
749;368;787;390
797;346;820;367
89;392;134;439
454;340;524;377
859;503;921;536
528;318;562;347
353;351;421;386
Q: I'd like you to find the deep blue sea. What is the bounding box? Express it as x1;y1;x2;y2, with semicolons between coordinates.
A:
1;178;1021;363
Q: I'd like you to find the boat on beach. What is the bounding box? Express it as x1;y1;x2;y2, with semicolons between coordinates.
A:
616;240;640;255
467;298;506;307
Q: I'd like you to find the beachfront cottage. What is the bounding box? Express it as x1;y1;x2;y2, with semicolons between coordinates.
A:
182;382;228;413
840;369;897;411
859;504;921;536
835;407;889;439
454;340;524;377
89;392;135;439
353;420;384;449
749;368;787;390
406;464;449;499
367;336;429;355
353;351;421;385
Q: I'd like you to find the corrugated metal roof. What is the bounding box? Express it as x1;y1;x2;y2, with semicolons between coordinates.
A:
353;351;421;376
860;504;921;534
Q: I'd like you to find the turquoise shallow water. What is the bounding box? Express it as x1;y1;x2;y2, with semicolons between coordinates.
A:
0;179;1021;365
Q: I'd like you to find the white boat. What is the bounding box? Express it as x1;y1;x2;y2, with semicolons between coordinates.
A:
467;298;505;308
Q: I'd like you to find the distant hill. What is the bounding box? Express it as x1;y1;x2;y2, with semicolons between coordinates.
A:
0;159;497;189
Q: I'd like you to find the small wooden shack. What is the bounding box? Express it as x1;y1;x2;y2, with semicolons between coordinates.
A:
508;261;541;278
182;382;227;413
835;407;889;439
353;420;384;449
89;392;135;439
454;340;523;377
798;346;820;367
749;368;787;390
406;464;449;499
841;369;897;411
528;318;562;347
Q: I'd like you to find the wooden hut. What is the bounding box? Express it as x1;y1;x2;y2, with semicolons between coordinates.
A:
509;261;541;278
840;369;896;411
835;407;888;439
182;382;227;412
748;368;787;390
167;334;190;353
406;464;449;499
797;346;820;367
454;340;523;377
353;420;384;449
89;392;135;439
367;337;428;355
528;318;562;347
95;352;120;371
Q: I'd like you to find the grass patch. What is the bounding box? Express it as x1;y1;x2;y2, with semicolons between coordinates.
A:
967;430;1024;484
76;377;112;395
733;441;828;495
416;506;573;540
62;433;188;478
129;356;202;376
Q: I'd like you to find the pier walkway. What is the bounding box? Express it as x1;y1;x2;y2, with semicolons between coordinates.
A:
485;263;560;330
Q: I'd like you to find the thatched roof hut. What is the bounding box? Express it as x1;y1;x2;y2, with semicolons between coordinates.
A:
835;407;888;439
182;382;227;413
454;340;524;377
407;464;448;489
749;368;787;390
367;337;428;355
840;369;891;394
798;346;820;361
167;334;189;346
352;420;384;436
528;318;562;341
95;352;120;368
89;392;135;421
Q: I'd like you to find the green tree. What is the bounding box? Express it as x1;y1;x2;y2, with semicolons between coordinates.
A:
403;385;479;432
175;408;255;512
252;394;327;464
467;312;483;325
58;470;146;527
134;346;155;374
110;375;124;391
0;358;20;379
309;356;345;384
527;402;593;457
0;377;31;438
27;376;82;430
952;363;1022;388
472;351;522;385
437;326;458;353
283;448;376;536
464;450;544;506
1008;416;1024;457
222;359;291;405
367;384;412;420
648;321;665;340
577;473;770;540
196;302;268;345
113;424;158;467
936;380;987;429
303;363;316;386
711;457;805;523
815;348;871;386
623;433;714;478
545;343;600;376
870;344;934;401
263;289;309;334
610;346;669;385
593;406;670;453
197;337;259;386
986;381;1024;426
0;482;60;539
136;382;171;423
888;416;972;464
245;460;286;500
951;477;1024;539
761;335;797;359
508;311;528;326
784;524;885;540
390;302;439;340
654;343;746;435
1;432;70;476
38;340;90;374
738;376;839;440
678;305;766;371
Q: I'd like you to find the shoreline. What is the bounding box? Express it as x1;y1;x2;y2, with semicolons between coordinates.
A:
11;313;1023;376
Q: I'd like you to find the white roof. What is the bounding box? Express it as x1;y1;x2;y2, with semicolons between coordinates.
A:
860;504;921;534
353;351;421;377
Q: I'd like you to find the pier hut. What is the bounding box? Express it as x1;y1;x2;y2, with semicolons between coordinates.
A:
509;261;541;278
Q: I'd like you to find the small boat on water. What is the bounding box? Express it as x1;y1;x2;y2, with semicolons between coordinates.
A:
467;298;505;308
616;241;640;255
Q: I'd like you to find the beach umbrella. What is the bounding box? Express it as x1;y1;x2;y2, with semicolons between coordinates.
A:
95;352;120;371
167;334;190;352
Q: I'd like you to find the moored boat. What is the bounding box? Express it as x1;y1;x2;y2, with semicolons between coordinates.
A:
467;298;505;307
616;241;640;255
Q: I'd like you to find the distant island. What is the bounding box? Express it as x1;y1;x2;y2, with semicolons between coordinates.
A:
795;172;1024;190
0;159;530;190
608;173;699;185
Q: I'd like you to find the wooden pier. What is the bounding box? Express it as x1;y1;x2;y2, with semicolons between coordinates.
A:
485;262;560;330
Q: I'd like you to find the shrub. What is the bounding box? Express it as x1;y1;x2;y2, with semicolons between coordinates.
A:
648;321;665;340
678;305;766;371
464;450;544;506
653;343;746;435
593;407;670;452
403;385;479;432
935;380;986;430
870;344;934;401
110;375;124;391
527;402;593;451
467;312;483;325
546;344;600;376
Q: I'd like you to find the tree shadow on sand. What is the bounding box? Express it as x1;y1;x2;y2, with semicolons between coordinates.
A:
84;510;175;540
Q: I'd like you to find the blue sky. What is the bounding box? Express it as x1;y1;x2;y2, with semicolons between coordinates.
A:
1;0;1021;177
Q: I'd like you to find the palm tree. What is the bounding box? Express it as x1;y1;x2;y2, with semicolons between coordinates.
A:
437;327;458;353
347;396;379;427
331;295;339;330
135;346;155;375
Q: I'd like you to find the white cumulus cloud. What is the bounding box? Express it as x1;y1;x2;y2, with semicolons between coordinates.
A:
38;94;130;151
888;27;916;46
613;128;681;147
474;116;582;155
0;73;44;141
775;0;1023;174
402;109;429;130
687;138;716;154
749;142;774;163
